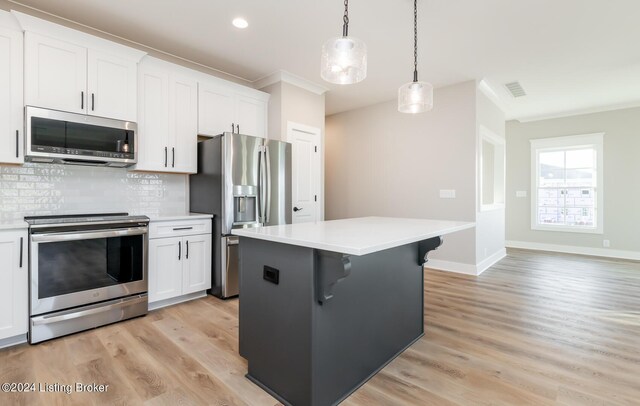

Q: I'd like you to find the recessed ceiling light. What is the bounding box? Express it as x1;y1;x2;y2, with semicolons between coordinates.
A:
232;18;248;29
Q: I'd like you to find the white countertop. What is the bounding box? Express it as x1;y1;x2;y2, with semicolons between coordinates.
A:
148;213;213;222
231;217;475;256
0;220;29;230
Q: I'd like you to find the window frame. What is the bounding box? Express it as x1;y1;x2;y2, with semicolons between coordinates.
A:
530;133;604;234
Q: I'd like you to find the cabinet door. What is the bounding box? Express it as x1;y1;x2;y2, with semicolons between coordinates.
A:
237;95;267;138
0;231;27;340
148;237;183;303
24;32;87;114
182;234;212;295
198;81;235;136
136;66;170;171
169;74;198;173
87;49;137;121
0;26;23;164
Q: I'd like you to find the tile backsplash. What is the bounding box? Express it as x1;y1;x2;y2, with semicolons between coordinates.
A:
0;163;188;221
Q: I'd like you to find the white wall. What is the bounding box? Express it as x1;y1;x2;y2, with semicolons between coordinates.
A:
260;80;326;219
325;81;478;266
506;107;640;256
475;89;506;267
0;163;187;221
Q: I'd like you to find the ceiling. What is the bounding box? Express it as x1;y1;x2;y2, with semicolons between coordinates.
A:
9;0;640;120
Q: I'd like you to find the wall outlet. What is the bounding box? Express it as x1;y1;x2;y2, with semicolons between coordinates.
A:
516;191;527;198
439;189;456;199
603;239;610;248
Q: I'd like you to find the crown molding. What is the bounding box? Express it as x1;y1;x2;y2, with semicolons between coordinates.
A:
253;70;328;95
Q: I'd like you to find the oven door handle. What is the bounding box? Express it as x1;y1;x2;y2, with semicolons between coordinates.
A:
31;295;147;326
31;227;148;243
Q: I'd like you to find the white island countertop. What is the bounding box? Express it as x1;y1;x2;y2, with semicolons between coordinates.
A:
232;217;474;256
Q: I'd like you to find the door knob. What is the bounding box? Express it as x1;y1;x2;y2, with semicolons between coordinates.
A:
293;207;303;212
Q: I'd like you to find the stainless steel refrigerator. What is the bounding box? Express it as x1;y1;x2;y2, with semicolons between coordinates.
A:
189;132;292;298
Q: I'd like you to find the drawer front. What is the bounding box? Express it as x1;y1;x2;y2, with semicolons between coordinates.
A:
149;219;212;239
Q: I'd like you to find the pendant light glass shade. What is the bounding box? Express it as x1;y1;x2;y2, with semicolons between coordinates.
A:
321;36;367;84
398;81;433;113
321;0;367;85
398;0;433;113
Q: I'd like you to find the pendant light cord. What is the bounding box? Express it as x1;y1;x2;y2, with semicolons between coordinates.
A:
343;0;350;36
413;0;418;82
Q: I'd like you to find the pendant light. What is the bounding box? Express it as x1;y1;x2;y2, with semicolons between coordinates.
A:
321;0;367;85
398;0;433;113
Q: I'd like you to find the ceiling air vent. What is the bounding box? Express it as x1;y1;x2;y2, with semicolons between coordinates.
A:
504;81;526;98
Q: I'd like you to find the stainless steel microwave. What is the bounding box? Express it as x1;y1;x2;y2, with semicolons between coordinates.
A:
25;106;137;167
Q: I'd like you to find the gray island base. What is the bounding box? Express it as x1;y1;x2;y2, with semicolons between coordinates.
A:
237;234;445;406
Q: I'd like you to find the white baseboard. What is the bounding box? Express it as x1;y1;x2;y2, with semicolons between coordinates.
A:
0;334;27;349
425;259;478;275
148;291;207;311
425;248;506;276
506;240;640;261
476;248;507;274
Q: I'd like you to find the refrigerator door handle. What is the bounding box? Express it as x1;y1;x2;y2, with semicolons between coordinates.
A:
259;147;268;225
265;145;272;224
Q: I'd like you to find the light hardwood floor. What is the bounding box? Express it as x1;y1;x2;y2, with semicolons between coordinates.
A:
1;248;639;405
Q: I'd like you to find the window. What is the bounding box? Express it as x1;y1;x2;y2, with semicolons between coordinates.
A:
530;133;604;233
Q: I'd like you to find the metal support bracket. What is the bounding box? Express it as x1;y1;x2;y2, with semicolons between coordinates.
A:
315;250;352;305
418;236;444;266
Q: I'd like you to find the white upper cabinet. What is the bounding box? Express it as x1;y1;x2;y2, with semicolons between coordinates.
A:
24;32;86;115
198;81;235;136
198;79;269;138
170;73;198;173
15;11;145;121
87;49;137;121
137;66;170;171
135;57;197;174
236;94;267;138
0;19;24;165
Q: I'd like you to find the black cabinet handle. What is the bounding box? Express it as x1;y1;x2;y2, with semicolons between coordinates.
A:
231;123;235;133
178;241;181;260
16;130;19;158
293;206;303;212
19;237;23;268
81;91;84;109
186;240;189;259
91;93;95;111
173;227;193;231
172;147;175;168
236;124;239;134
164;147;168;167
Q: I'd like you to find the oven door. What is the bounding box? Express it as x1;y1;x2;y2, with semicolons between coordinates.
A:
30;226;148;316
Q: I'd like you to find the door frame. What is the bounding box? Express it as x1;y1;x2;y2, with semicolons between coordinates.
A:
286;121;323;222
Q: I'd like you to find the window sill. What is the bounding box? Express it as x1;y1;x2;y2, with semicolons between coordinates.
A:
531;224;603;234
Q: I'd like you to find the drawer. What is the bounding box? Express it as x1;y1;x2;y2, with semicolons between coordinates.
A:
149;218;212;239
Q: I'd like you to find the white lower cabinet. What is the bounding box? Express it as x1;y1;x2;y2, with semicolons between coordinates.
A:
0;229;28;343
148;218;212;307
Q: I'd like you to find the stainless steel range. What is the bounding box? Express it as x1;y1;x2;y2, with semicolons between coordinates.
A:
25;213;149;343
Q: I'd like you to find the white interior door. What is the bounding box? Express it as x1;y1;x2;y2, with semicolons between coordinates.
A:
287;122;321;224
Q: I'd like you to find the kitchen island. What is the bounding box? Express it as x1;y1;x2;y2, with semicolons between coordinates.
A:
232;217;474;406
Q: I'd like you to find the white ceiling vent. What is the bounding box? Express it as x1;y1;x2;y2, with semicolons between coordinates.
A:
504;81;526;98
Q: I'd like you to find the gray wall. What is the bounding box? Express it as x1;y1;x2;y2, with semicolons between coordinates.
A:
325;81;478;265
506;107;640;253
